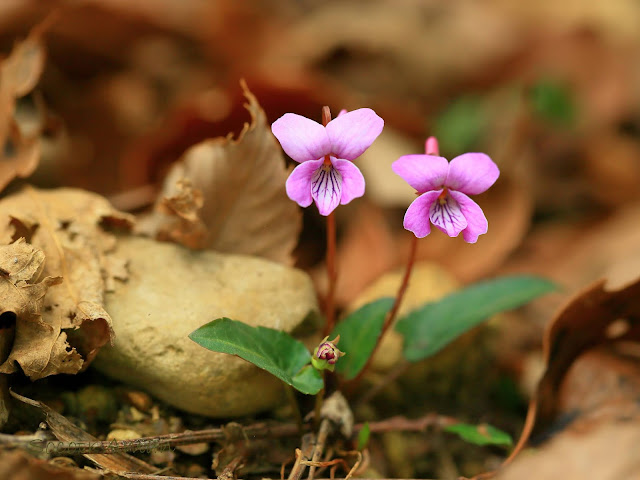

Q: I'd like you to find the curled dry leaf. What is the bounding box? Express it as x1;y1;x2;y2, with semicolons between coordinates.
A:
535;277;640;426
138;82;301;265
0;20;47;193
0;187;134;380
138;178;207;249
502;276;640;472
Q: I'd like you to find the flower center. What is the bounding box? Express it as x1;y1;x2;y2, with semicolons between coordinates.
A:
437;187;449;204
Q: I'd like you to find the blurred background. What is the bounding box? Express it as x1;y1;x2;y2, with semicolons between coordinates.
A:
2;0;639;286
1;1;640;477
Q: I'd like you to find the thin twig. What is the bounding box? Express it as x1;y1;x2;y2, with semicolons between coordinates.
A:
120;474;216;480
1;413;458;457
288;434;315;480
2;421;299;456
307;418;332;480
217;455;245;480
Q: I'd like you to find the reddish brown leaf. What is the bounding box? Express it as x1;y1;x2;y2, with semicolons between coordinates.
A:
0;449;101;480
0;22;47;192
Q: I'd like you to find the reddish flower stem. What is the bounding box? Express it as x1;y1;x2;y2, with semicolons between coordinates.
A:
351;233;418;383
351;136;439;383
322;106;338;335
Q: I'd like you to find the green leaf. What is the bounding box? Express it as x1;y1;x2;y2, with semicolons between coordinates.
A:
396;276;556;362
529;79;576;127
331;298;394;380
445;423;513;447
189;318;323;394
292;365;323;393
357;422;371;451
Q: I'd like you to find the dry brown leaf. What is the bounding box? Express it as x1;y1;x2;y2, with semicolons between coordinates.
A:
0;187;134;380
0;21;47;193
535;277;640;426
138;81;301;264
497;420;640;480
497;276;640;476
259;1;521;106
0;448;102;480
137;178;207;249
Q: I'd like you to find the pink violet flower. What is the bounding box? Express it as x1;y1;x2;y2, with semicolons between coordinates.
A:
272;108;384;216
392;138;499;243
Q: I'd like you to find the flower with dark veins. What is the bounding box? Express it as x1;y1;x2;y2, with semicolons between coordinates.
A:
272;108;384;215
392;138;499;243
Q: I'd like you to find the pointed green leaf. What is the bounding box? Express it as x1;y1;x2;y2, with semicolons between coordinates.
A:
396;276;556;362
331;298;394;380
445;423;512;447
189;318;323;394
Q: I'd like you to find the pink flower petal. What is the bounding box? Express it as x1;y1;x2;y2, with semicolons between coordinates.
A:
311;163;343;216
449;190;488;243
392;154;449;193
272;113;331;163
446;153;499;195
286;159;324;208
325;108;384;160
429;192;468;237
332;158;365;205
403;190;442;238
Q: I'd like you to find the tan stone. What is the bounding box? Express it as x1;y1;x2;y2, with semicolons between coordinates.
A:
94;236;319;417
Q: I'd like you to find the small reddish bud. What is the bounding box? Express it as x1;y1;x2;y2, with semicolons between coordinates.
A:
311;335;345;372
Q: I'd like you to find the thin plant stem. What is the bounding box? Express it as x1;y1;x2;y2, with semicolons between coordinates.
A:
313;387;324;429
321;106;338;335
350;136;438;385
351;234;418;384
324;211;337;334
284;384;303;434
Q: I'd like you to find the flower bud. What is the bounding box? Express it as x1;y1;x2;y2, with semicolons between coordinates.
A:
311;335;345;372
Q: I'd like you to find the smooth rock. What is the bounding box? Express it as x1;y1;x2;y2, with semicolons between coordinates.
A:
94;236;319;417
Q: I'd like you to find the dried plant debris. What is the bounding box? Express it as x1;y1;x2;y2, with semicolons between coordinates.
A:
0;448;102;480
503;276;640;474
0;20;48;193
138;82;301;265
11;391;157;475
0;186;133;379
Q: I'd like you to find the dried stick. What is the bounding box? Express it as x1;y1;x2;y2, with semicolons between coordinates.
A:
120;474;215;480
306;418;332;480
